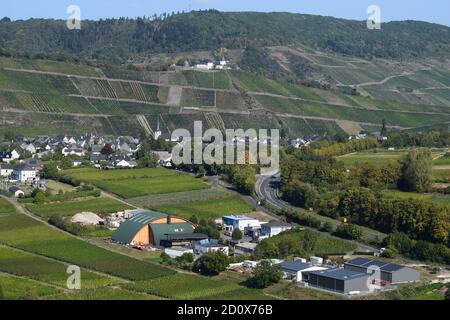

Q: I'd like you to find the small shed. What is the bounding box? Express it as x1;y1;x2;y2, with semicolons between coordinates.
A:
9;186;25;198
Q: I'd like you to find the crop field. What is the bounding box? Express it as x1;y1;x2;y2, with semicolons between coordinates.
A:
182;70;231;90
0;69;78;95
71;78;117;98
232;71;324;101
338;151;406;166
128;189;230;208
181;88;215;107
432;168;450;183
61;167;209;198
0;273;61;300
124;274;242;299
0;212;175;280
0;57;103;77
153;193;254;219
382;190;450;206
45;287;161;300
255;95;450;127
25;198;133;218
0;246;122;288
94;175;209;198
216;91;248;110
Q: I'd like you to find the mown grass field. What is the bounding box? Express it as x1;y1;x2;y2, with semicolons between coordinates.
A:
25;198;132;218
61;168;210;198
0;212;175;281
153;194;254;219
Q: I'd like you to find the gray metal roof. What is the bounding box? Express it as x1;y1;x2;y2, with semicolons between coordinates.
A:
345;258;404;273
281;261;312;272
309;268;369;281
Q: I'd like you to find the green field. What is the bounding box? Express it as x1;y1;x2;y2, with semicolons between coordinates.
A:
0;246;122;288
0;212;175;280
433;156;450;165
124;273;243;299
338;151;406;166
153;194;254;219
432;168;450;183
128;189;231;208
0;273;61;300
0;198;15;215
382;190;450;206
25;198;132;218
44;287;162;300
62;168;209;198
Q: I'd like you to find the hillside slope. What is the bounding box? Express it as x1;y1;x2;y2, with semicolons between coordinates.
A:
1;11;450;63
1;56;450;138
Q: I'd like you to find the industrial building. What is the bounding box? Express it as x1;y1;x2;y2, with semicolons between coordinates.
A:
280;261;327;282
344;258;421;284
307;268;371;294
222;215;265;232
112;209;206;247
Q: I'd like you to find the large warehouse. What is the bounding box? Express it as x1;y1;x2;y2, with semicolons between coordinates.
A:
307;268;370;294
344;258;421;284
112;209;205;247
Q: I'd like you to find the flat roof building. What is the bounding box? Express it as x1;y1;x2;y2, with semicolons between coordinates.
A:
280;261;327;282
307;268;370;294
344;258;421;284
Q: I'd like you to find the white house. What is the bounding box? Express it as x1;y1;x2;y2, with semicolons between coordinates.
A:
222;215;265;232
0;163;14;177
153;151;172;167
13;165;39;183
280;261;327;282
9;186;25;198
195;239;229;256
261;222;292;238
195;61;214;70
0;150;20;163
115;160;138;168
20;143;37;155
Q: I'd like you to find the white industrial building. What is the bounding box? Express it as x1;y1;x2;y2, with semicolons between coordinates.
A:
222;215;265;232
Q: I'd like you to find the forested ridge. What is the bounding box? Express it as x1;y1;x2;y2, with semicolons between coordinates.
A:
1;10;450;63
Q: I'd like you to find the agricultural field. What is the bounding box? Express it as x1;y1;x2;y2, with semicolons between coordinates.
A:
128;189;231;208
338;150;407;167
0;273;61;300
432;168;450;183
25;198;133;218
433;155;450;166
124;274;243;299
0;198;15;216
153;193;254;219
180;88;215;108
0;212;175;280
45;287;162;300
382;190;450;207
62;167;209;198
0;246;122;288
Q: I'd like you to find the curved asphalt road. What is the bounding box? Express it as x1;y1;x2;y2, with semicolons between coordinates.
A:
255;173;386;242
